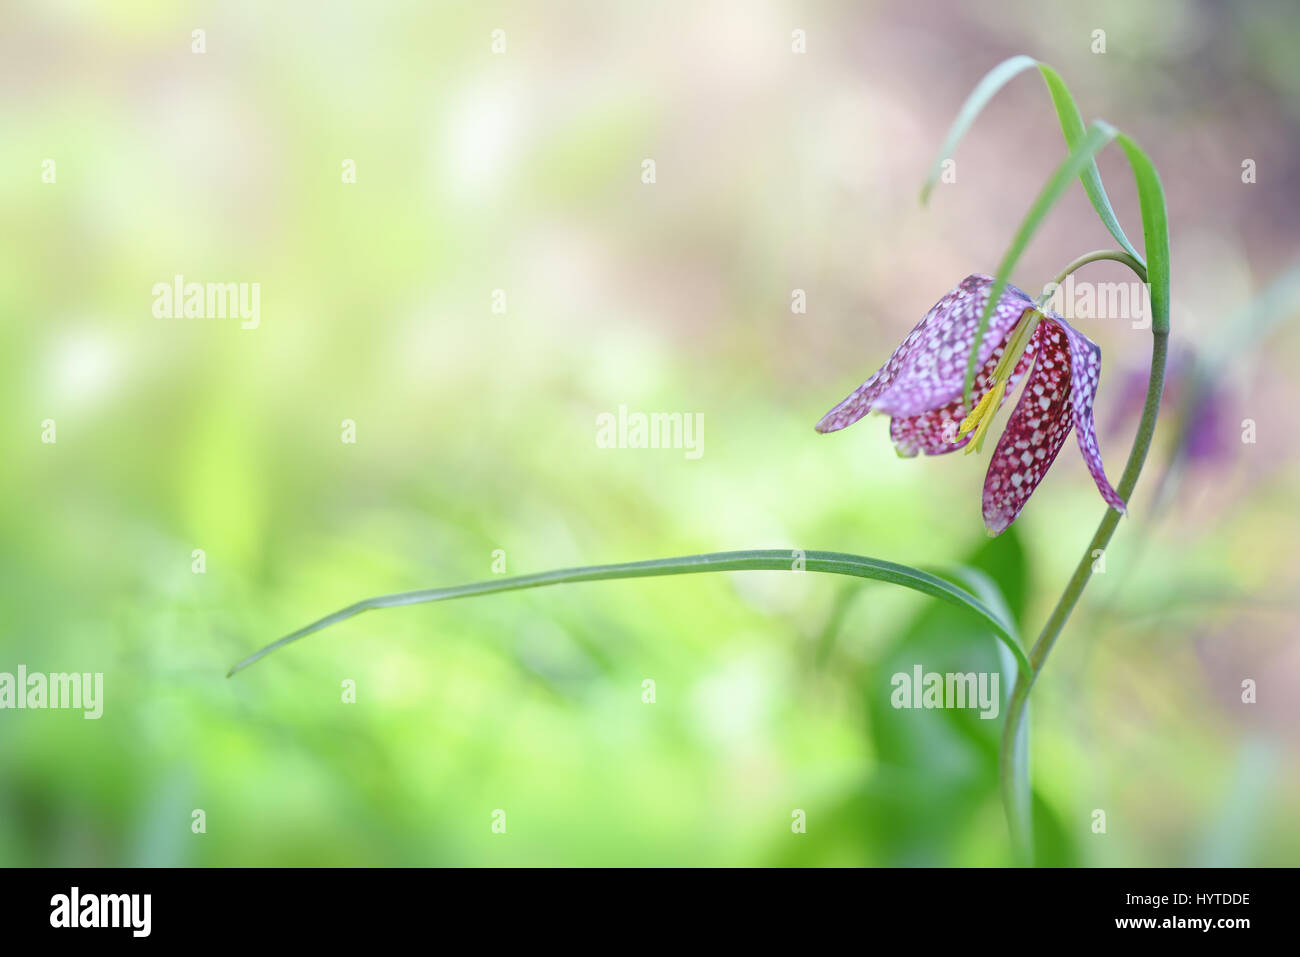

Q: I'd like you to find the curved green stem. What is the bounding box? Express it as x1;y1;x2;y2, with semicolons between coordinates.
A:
229;549;1029;678
996;121;1171;863
999;292;1168;863
1037;249;1148;305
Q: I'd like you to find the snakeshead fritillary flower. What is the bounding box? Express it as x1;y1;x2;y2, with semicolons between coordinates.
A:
816;274;1125;535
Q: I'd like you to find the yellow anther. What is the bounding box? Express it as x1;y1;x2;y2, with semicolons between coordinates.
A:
959;379;1007;455
954;307;1042;456
958;384;999;437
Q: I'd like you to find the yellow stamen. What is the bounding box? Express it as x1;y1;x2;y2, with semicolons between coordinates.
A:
954;307;1043;456
959;379;1007;454
958;383;1000;438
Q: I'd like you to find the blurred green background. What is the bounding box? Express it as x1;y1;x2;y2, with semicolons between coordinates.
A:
2;0;1298;866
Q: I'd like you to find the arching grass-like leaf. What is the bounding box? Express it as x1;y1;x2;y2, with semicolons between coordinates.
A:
228;549;1029;678
1038;64;1144;266
961;120;1119;405
1115;132;1170;338
920;54;1038;203
921;56;1143;266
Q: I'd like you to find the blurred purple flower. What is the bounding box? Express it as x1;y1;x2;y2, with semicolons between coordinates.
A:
1106;347;1231;466
816;274;1125;535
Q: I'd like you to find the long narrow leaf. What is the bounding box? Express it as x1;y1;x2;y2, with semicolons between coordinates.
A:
1093;131;1171;514
920;54;1038;203
962;120;1119;404
920;56;1143;265
228;549;1030;678
1115;133;1170;337
1038;64;1144;265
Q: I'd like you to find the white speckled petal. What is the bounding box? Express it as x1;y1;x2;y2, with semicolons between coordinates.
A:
982;323;1074;535
1056;315;1125;513
815;274;1035;433
890;344;1036;457
982;315;1123;535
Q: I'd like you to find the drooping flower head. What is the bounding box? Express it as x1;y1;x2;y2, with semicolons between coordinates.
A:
816;274;1124;535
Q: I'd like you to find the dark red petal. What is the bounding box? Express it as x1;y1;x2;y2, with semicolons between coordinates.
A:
981;323;1076;534
1053;316;1126;512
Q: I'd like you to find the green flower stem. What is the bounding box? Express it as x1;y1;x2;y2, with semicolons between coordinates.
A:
1037;249;1149;303
999;256;1167;863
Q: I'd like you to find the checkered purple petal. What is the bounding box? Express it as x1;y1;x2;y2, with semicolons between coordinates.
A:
891;344;1036;457
1054;314;1125;513
982;321;1076;534
981;315;1124;535
816;274;1035;433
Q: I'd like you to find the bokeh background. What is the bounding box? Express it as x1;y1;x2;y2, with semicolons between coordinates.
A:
2;0;1298;866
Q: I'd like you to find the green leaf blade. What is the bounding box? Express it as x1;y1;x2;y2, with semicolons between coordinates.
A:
962;120;1120;404
919;56;1143;266
228;549;1030;678
1037;63;1144;265
920;55;1039;203
1115;133;1170;336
